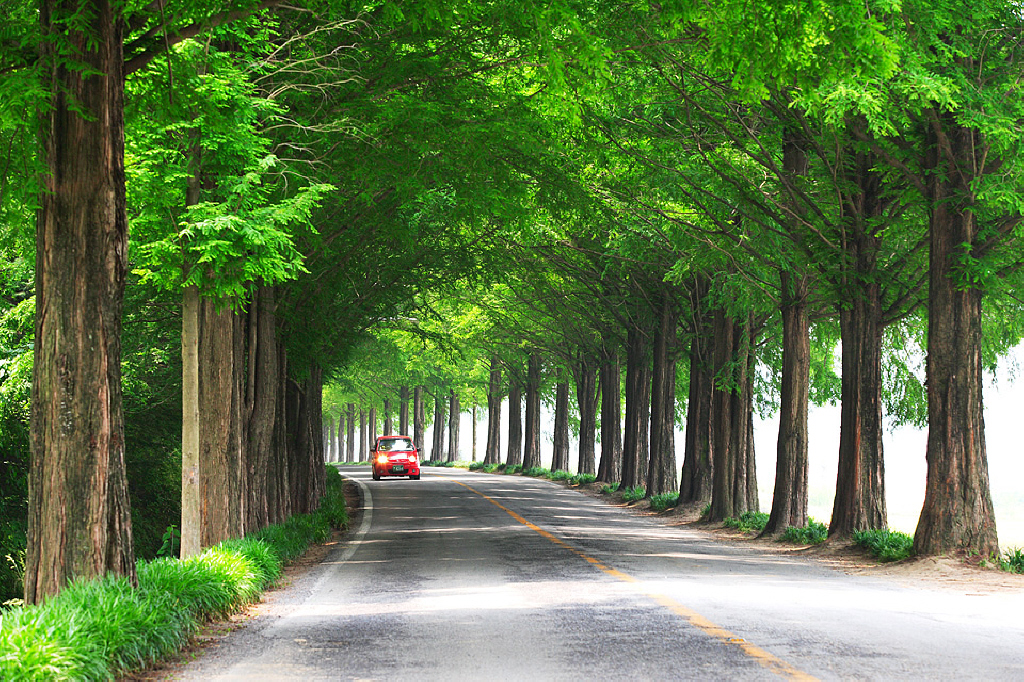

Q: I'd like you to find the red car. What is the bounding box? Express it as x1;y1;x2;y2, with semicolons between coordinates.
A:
371;435;421;480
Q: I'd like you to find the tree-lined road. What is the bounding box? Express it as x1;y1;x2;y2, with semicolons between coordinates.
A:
176;468;1024;680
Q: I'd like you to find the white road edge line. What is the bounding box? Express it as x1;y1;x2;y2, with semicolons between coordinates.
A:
337;474;373;564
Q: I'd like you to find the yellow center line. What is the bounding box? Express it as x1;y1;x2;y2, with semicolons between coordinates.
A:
452;478;817;681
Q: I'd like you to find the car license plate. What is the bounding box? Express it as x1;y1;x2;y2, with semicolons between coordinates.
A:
391;465;405;473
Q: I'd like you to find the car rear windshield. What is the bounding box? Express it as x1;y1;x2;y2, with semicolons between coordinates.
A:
379;438;414;451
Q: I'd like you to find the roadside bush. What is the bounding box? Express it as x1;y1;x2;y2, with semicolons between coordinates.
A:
649;492;679;512
522;466;550;478
600;482;620;495
482;463;501;473
781;519;828;545
0;465;348;681
996;547;1024;574
568;473;596;486
852;528;914;562
548;470;572;481
621;486;646;502
724;511;769;533
505;464;523;474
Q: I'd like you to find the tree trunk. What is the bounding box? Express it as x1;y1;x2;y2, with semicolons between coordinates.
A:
597;350;622;483
245;286;278;531
523;353;542;469
413;388;426;455
915;113;998;557
399;385;410;434
447;390;460;462
267;344;289;525
484;359;502;465
764;271;810;535
506;381;523;467
347;403;356;462
647;296;678;497
431;393;445;461
575;353;598;476
621;325;648;490
359;409;368;462
180;286;201;558
709;312;759;520
552;381;570;472
369;407;378;444
471;405;478;462
26;0;136;602
383;399;392;436
680;280;713;505
198;297;244;548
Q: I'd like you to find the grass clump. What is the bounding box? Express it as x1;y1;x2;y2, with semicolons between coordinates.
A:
505;464;523;474
548;470;573;481
468;462;485;471
649;492;679;512
522;466;550;478
600;482;620;495
0;465;348;681
568;473;597;486
621;486;646;502
852;528;914;562
781;519;828;545
724;511;769;533
1001;547;1024;573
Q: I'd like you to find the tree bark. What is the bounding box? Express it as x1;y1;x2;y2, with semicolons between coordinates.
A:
447;390;460;462
522;353;542;469
399;385;410;435
574;353;598;476
597;350;622;483
471;405;477;462
383;398;392;436
359;409;368;462
369;407;378;444
680;280;713;505
347;403;356;462
245;286;278;531
27;0;136;602
431;392;445;461
413;388;425;455
764;271;810;535
552;381;570;472
485;359;502;465
506;381;523;467
647;295;678;497
198;297;244;548
621;325;648;490
180;286;201;558
915;112;999;557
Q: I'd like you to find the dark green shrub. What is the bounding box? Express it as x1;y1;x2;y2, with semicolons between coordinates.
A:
522;466;550;478
781;519;828;545
505;464;523;474
600;482;620;495
548;470;572;481
724;511;769;533
852;528;914;562
999;547;1024;573
649;492;679;512
568;473;597;486
621;485;646;502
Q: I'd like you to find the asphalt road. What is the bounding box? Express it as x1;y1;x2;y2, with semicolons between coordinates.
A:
174;466;1024;681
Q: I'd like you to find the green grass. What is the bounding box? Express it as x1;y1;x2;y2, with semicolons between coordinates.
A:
994;547;1024;574
0;465;348;681
600;482;620;495
568;473;597;486
852;528;915;562
621;485;646;502
724;511;770;533
522;466;550;478
781;519;828;545
649;492;679;512
505;464;523;474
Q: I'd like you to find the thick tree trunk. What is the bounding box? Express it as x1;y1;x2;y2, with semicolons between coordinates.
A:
369;407;378;444
326;416;335;463
399;386;410;435
621;326;648;490
431;393;445;461
764;272;810;536
471;405;478;462
267;344;289;525
680;281;713;504
359;409;368;461
27;0;136;602
647;296;678;497
709;312;759;520
383;399;392;436
506;381;523;466
245;286;278;531
413;388;425;455
915;114;998;557
552;381;570;472
347;403;356;462
597;350;622;483
198;297;244;548
485;359;502;465
447;390;460;462
575;354;598;476
522;353;542;469
181;286;201;558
